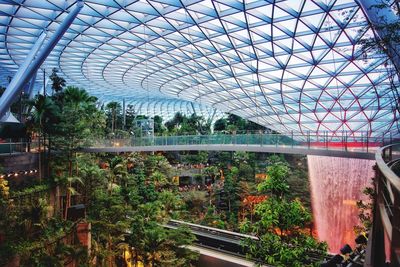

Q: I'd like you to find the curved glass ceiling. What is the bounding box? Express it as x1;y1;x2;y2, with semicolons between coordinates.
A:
120;97;222;121
0;0;399;136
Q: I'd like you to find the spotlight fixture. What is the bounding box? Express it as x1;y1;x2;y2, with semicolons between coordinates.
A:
0;169;40;178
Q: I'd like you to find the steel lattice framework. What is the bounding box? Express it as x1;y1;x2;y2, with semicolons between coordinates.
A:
0;0;399;136
123;96;220;120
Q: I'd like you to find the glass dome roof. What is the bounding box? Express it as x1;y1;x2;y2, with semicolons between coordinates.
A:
0;0;399;136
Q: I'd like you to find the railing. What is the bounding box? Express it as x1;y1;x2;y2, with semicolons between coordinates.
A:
90;132;389;153
0;142;30;154
0;140;41;155
369;144;400;266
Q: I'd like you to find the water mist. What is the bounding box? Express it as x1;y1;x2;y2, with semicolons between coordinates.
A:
307;155;374;252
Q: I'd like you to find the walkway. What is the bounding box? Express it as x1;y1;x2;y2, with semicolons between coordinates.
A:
165;219;268;266
83;133;382;159
367;143;400;266
189;245;263;267
164;219;325;266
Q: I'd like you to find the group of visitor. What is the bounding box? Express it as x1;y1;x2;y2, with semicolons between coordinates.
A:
178;184;207;192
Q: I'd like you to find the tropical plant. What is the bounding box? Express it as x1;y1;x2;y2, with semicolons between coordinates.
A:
181;190;207;215
106;101;121;133
150;171;168;189
49;68;66;94
354;186;375;235
164;112;211;135
28;94;59;179
202;205;226;228
204;165;219;183
48;86;105;218
241;156;327;266
257;157;290;198
153;115;166;135
144;154;173;178
89;189;133;265
78;155;107;207
223;167;239;212
64;176;83;219
157;190;184;218
213;117;228;131
127;202;198;267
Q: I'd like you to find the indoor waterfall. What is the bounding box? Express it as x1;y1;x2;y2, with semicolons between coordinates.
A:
307;155;375;252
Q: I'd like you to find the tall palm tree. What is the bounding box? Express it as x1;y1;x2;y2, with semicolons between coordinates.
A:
106;101;121;133
79;159;106;207
52;86;99;219
107;157;128;196
49;67;66;94
63;86;97;110
150;171;168;190
29;95;58;180
63;175;83;220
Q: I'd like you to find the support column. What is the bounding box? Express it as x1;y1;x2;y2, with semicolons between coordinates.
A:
23;73;38;115
27;73;37;100
0;32;47;118
0;0;84;119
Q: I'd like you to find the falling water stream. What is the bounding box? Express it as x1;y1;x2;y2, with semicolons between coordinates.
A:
307;155;375;253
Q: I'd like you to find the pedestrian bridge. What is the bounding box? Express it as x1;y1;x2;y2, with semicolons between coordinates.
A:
82;133;384;159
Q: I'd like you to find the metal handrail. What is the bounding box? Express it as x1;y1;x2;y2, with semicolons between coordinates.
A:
91;132;386;154
0;142;29;155
0;142;29;145
371;143;400;266
149;130;391;137
376;144;400;192
0;141;41;155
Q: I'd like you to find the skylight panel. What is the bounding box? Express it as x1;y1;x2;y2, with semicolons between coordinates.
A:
276;18;297;34
273;6;292;20
214;1;232;13
0;0;396;136
246;13;264;25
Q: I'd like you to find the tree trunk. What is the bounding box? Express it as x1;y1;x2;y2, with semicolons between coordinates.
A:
56;185;60;215
114;111;117;131
64;158;73;220
112;110;115;133
47;136;51;178
43;132;46;176
65;182;70;220
75;152;79;176
38;131;42;182
107;235;113;267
